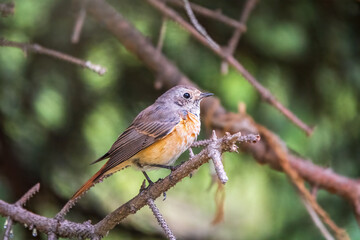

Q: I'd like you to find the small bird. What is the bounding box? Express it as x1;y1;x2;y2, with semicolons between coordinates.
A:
71;85;213;200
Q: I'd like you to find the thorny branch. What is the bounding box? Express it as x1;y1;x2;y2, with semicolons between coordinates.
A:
147;198;176;240
0;133;260;239
0;38;106;75
3;183;40;240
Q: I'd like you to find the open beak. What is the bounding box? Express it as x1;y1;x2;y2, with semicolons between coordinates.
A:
199;92;214;99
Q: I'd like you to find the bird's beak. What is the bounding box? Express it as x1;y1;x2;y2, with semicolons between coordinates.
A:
199;92;214;99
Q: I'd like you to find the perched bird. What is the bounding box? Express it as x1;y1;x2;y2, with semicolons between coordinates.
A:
71;85;213;200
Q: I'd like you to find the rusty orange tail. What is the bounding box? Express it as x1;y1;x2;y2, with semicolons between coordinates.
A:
71;164;107;200
71;161;131;200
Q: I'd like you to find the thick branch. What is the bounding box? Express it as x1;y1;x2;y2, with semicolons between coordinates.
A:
0;200;95;239
0;38;106;75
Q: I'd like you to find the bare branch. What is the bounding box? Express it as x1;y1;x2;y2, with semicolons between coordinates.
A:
146;0;314;136
261;126;349;240
147;198;176;240
181;0;220;50
71;0;88;44
209;131;228;184
154;17;168;90
164;0;246;31
301;197;335;240
221;0;258;74
0;3;14;17
0;38;106;75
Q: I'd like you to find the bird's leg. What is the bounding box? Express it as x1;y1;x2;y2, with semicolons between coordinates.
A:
142;170;167;200
142;171;154;186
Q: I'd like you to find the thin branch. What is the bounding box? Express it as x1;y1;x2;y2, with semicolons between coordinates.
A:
0;38;106;75
71;0;88;44
301;196;335;240
261;126;349;240
154;17;168;90
146;0;314;136
221;0;258;74
181;0;220;50
147;198;176;240
15;183;40;206
3;218;14;240
0;3;14;17
209;131;228;184
164;0;246;31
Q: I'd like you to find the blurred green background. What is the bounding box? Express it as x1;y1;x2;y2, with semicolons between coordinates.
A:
0;0;359;239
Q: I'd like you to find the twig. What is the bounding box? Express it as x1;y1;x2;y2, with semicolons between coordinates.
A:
181;0;220;50
262;128;349;239
208;131;228;184
221;0;258;74
0;3;14;17
71;0;88;44
301;196;334;240
3;218;14;240
147;198;176;240
0;38;106;75
164;0;246;30
146;0;314;136
154;17;168;90
15;183;40;206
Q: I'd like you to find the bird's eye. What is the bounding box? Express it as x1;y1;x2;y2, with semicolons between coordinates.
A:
183;92;191;99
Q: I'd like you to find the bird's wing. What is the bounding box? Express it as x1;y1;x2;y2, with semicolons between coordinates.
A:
92;105;181;172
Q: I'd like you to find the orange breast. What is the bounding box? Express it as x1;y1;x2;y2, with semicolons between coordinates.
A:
132;112;200;169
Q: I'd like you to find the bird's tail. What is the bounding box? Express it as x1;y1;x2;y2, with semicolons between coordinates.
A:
56;161;130;219
71;161;130;200
71;164;107;200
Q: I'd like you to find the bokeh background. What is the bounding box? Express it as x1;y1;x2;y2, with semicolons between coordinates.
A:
0;0;360;239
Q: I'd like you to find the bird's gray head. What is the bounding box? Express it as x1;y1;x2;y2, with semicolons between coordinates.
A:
156;85;213;117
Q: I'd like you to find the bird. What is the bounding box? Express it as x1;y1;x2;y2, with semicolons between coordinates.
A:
70;85;213;200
